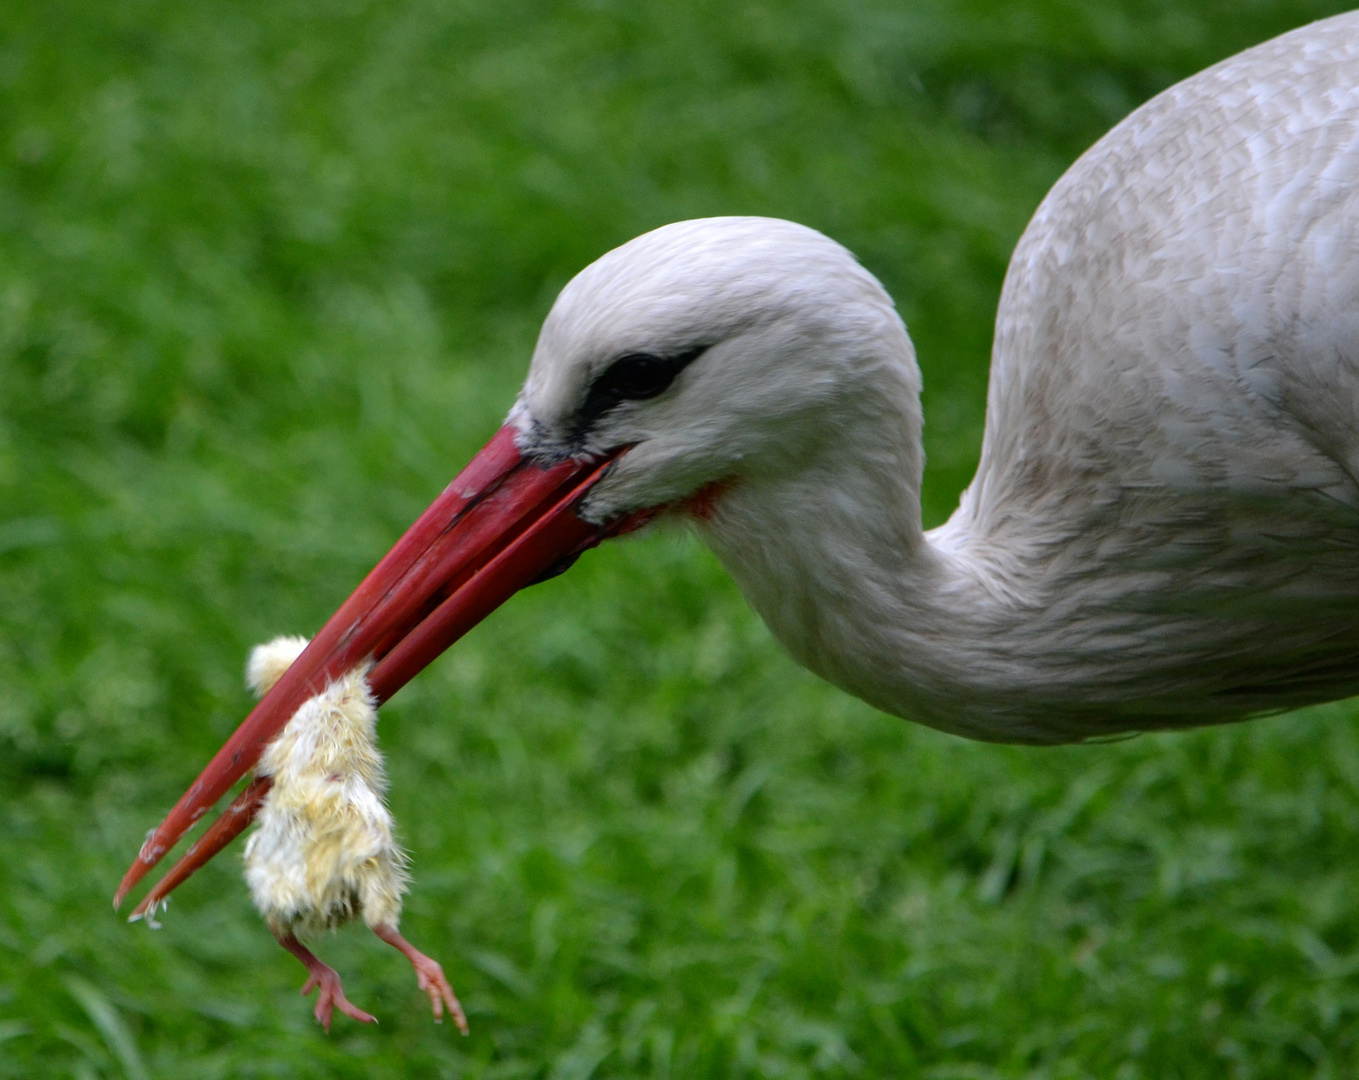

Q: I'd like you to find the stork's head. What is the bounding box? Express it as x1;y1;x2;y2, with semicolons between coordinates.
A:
115;217;919;913
512;216;915;522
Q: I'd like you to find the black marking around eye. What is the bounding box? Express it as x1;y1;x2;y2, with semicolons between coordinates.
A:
574;344;708;436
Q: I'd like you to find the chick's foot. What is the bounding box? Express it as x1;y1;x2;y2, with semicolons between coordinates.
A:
277;932;377;1032
372;922;468;1034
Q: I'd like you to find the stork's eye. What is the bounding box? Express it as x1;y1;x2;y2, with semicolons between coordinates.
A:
575;345;708;436
598;353;675;401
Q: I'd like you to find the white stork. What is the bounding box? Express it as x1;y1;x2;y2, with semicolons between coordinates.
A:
117;10;1359;1026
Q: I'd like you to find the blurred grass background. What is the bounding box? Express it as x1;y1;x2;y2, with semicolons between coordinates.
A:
2;0;1358;1076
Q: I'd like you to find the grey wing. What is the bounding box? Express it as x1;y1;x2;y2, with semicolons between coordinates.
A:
975;11;1359;526
953;11;1359;728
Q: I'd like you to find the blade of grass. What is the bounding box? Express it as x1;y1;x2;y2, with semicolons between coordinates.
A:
64;975;151;1080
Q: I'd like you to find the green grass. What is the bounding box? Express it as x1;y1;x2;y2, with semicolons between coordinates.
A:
2;0;1358;1076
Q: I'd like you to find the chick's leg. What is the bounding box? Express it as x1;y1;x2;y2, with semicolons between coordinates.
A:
275;931;377;1031
371;923;468;1034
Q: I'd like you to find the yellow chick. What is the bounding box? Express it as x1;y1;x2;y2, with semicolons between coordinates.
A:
243;635;467;1033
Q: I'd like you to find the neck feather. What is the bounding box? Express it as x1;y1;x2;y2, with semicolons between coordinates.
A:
690;351;1078;743
696;434;1062;742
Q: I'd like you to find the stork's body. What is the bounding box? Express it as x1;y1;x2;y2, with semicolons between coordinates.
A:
913;18;1359;740
119;12;1359;967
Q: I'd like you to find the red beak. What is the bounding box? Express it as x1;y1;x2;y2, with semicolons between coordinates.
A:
115;425;646;916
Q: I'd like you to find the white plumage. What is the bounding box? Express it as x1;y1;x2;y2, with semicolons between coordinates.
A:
509;13;1359;743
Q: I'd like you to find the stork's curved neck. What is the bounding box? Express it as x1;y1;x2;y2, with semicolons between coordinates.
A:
692;355;1048;743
